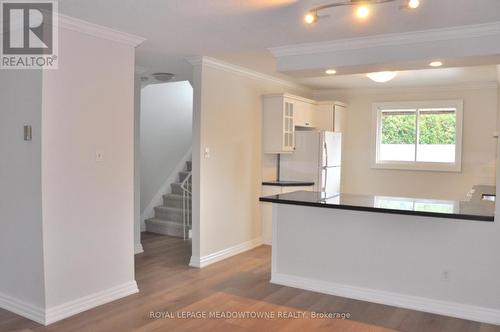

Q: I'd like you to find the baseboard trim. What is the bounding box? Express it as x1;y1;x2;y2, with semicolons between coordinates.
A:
140;147;192;231
271;273;500;326
0;292;45;325
44;281;139;325
134;242;144;255
190;237;263;268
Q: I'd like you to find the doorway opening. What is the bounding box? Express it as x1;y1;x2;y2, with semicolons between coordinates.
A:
134;77;194;263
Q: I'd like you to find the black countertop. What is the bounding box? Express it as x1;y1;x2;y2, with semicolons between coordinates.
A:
259;191;495;222
262;181;315;187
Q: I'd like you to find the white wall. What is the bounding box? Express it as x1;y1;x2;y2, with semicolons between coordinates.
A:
140;81;193;212
318;86;498;200
41;27;137;310
191;58;311;260
0;71;46;310
134;75;143;253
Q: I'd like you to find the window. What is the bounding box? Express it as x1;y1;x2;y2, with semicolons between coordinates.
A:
372;100;463;172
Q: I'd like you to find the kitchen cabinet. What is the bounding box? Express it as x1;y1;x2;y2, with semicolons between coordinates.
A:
263;94;347;153
294;100;316;128
334;104;347;132
315;101;347;132
261;183;314;245
263;94;297;153
263;94;316;153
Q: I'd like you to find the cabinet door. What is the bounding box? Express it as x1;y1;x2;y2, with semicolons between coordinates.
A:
294;102;305;127
261;186;283;245
283;102;295;152
295;101;316;128
303;102;316;128
334;105;346;133
315;104;335;131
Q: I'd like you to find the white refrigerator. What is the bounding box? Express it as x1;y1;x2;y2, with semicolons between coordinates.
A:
280;131;342;196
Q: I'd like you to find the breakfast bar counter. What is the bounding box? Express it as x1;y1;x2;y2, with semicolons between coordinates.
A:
260;191;495;222
260;190;500;322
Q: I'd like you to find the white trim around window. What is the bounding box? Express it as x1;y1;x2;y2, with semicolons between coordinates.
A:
371;100;463;172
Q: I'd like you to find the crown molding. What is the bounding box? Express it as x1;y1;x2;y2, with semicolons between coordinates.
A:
186;56;311;94
186;56;204;66
313;81;499;99
57;14;146;47
263;93;316;105
270;22;500;57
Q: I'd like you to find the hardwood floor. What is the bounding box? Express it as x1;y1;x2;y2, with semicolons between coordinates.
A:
1;232;499;332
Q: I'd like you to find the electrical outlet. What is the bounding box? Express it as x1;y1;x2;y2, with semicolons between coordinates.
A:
441;270;450;282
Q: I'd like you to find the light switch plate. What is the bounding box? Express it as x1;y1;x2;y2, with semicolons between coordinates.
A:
24;125;32;141
204;147;210;159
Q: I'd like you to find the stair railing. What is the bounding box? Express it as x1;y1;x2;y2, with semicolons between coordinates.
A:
180;171;192;240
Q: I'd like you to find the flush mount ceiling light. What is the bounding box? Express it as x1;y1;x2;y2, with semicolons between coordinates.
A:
152;72;175;82
325;69;337;75
304;0;420;24
366;71;398;83
429;61;443;67
407;0;420;9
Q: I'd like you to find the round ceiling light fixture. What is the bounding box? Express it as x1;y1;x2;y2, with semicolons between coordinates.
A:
366;71;398;83
152;72;175;82
325;69;337;75
429;61;443;67
303;0;419;24
407;0;420;9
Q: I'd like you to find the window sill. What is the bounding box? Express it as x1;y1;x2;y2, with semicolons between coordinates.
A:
371;161;462;173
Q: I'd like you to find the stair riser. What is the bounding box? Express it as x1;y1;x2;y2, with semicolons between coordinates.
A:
154;208;191;222
163;196;184;209
179;172;190;182
145;220;185;238
171;184;184;195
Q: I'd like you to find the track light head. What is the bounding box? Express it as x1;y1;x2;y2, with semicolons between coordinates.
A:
304;12;319;24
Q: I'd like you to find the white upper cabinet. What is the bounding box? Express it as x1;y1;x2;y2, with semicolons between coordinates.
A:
315;101;347;133
334;104;347;132
263;94;347;154
294;100;316;128
263;94;297;153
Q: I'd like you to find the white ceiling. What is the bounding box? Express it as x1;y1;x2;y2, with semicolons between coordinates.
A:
58;0;500;86
302;65;500;90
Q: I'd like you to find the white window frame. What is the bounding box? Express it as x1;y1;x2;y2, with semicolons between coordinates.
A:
371;100;463;172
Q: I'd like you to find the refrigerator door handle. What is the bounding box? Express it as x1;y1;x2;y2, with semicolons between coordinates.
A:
324;168;328;192
324;141;328;168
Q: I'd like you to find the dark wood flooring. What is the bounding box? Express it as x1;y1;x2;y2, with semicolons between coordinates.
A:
1;232;499;332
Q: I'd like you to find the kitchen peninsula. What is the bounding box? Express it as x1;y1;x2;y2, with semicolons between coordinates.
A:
260;191;495;222
260;191;500;324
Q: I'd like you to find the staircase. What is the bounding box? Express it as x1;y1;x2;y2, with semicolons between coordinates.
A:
145;160;192;239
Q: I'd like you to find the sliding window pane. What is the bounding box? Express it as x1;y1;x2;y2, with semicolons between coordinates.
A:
417;109;456;163
379;110;416;161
